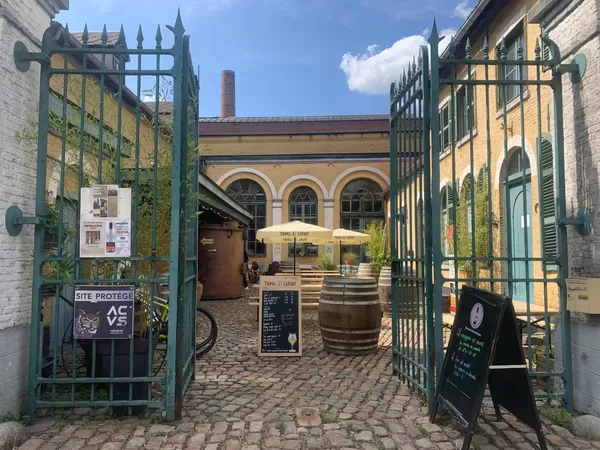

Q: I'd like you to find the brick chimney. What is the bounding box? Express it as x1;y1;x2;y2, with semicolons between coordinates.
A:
220;70;236;118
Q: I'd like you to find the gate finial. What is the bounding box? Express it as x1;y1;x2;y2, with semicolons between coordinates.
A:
465;37;471;60
499;39;507;59
534;40;541;61
174;9;186;35
483;36;489;60
118;25;126;48
101;25;108;47
82;24;89;47
137;25;144;49
156;26;163;49
448;36;455;58
429;20;438;42
62;24;70;48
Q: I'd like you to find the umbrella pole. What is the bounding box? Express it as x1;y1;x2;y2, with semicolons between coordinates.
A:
339;239;342;275
293;237;296;276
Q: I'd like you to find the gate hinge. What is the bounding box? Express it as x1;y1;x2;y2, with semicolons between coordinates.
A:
556;54;586;83
13;41;50;73
5;206;44;237
558;208;592;236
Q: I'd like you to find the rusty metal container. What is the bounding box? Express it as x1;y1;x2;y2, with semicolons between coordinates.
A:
319;277;381;355
198;221;244;300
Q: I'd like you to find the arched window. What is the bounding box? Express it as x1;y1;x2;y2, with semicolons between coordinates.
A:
340;179;384;261
226;179;266;256
507;149;531;178
288;186;318;257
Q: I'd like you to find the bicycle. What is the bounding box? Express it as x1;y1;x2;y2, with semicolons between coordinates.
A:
140;284;218;361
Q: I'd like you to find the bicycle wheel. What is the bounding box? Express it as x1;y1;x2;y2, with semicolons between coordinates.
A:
196;306;218;358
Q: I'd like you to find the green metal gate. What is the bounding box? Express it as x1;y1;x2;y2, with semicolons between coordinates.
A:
14;12;198;420
390;22;585;413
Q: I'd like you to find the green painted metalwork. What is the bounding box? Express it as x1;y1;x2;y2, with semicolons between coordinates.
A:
27;12;199;421
390;21;575;413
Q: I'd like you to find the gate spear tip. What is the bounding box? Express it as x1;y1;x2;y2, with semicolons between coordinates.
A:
101;25;108;46
82;24;89;46
137;25;144;49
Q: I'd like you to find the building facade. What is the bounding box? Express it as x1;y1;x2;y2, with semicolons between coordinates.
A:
200;76;392;267
531;0;600;417
0;0;69;416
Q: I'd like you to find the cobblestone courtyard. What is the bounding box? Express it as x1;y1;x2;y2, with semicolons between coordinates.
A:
17;295;600;450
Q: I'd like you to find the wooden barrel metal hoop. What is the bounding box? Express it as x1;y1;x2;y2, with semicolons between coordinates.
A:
319;277;382;356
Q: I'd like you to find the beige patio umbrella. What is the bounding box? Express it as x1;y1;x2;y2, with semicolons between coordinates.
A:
322;228;371;274
256;220;333;274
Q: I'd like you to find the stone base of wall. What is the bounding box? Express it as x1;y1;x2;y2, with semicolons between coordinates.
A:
0;325;29;417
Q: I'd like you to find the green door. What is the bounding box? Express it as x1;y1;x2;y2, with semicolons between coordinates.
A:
508;181;534;302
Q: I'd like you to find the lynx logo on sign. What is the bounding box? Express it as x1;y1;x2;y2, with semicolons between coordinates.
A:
74;285;134;339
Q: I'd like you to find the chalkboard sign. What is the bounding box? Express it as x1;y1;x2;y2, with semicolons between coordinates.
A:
258;276;302;357
431;286;547;450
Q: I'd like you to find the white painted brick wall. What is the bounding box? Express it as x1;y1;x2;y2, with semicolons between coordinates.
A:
0;0;67;415
537;0;600;415
0;0;66;330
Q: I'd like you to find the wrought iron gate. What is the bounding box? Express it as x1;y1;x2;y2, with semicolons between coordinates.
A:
390;22;580;413
19;12;198;420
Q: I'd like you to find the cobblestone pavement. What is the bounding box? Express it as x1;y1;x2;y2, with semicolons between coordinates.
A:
18;294;600;450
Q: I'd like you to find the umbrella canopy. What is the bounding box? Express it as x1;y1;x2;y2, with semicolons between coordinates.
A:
326;228;371;245
256;220;332;244
322;228;371;274
256;221;333;274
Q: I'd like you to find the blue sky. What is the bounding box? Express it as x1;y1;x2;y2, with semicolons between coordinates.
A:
57;0;474;117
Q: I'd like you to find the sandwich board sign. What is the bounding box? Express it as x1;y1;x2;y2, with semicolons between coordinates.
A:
430;285;547;450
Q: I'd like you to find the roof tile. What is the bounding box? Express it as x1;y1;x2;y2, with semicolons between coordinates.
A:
198;115;399;136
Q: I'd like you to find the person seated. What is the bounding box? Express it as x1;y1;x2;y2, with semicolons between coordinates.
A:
250;261;261;283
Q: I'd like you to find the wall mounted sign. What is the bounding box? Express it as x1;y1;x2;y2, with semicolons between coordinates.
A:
73;285;134;339
258;276;302;357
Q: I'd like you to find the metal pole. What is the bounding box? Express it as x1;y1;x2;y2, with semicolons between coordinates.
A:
294;237;296;275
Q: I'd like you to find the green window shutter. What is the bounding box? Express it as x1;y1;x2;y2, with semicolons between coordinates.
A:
467;82;475;131
540;138;557;268
447;183;456;225
450;95;457;143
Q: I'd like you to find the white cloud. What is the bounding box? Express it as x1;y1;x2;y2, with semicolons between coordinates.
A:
339;28;456;95
454;0;473;20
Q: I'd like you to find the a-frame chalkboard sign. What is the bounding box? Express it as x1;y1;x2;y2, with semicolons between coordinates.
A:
430;285;547;450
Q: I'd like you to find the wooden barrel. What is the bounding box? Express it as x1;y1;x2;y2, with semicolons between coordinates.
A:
378;267;392;313
319;277;382;355
378;266;391;286
357;263;374;278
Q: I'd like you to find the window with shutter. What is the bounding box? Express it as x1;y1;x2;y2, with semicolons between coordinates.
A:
457;77;476;139
496;21;525;109
540;138;557;269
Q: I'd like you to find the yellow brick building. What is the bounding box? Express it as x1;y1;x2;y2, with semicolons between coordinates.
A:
200;93;392;267
392;0;558;308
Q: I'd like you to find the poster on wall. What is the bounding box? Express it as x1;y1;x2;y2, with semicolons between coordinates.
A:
80;185;131;258
73;285;134;339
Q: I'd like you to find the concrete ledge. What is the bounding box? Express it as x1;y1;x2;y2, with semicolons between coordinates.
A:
529;0;572;23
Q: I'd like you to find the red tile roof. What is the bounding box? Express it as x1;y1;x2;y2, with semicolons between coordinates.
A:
198;115;391;136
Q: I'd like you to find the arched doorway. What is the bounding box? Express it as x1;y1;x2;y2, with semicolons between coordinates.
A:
340;178;384;262
226;179;267;256
505;150;533;302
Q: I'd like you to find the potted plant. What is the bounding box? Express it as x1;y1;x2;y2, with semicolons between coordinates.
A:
343;251;357;266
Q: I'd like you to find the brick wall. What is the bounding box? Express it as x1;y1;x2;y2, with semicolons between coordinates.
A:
532;0;600;415
0;0;67;415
